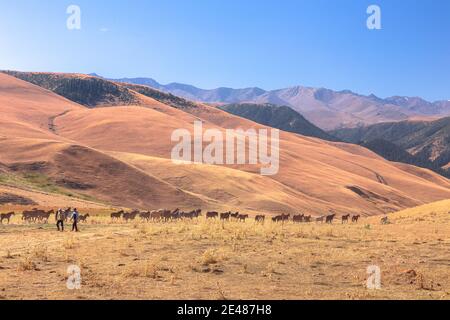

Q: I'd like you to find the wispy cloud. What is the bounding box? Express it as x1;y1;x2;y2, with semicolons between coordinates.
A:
99;27;109;33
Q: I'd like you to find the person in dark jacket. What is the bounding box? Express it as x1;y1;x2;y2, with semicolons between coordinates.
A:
71;208;80;232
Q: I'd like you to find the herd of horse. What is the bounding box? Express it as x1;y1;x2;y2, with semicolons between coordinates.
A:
0;208;90;224
108;209;362;224
0;207;363;225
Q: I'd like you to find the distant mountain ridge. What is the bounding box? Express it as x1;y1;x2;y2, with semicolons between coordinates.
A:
111;76;450;130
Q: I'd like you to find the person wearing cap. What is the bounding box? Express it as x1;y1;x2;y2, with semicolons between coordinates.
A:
56;208;65;232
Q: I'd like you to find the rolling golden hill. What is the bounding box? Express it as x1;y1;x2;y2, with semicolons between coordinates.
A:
1;72;450;215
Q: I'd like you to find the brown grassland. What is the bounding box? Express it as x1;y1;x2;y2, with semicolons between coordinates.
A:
0;200;449;300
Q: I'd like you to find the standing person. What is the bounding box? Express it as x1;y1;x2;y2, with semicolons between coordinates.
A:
56;208;65;232
71;208;80;232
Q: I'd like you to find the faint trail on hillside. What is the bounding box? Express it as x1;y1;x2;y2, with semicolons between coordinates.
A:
48;110;71;134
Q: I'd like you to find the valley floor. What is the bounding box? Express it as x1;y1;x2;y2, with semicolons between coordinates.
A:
0;208;449;300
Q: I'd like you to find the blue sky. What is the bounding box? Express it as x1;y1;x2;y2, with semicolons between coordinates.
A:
0;0;449;101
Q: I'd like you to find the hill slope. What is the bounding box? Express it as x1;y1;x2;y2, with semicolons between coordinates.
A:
219;103;338;141
331;117;450;168
2;71;450;215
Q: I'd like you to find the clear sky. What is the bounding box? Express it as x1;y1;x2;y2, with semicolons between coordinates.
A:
0;0;449;101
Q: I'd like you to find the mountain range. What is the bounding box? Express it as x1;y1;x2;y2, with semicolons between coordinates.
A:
2;71;450;215
112;76;450;130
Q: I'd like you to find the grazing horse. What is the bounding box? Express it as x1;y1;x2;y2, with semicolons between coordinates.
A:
326;214;336;224
293;214;304;223
220;212;231;221
206;211;219;219
0;212;15;224
352;215;361;223
380;216;389;225
282;214;291;222
78;214;90;223
341;214;351;224
316;216;325;223
237;214;249;222
303;215;312;223
255;215;265;223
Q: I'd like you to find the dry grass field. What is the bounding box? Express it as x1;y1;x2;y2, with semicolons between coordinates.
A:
0;201;449;300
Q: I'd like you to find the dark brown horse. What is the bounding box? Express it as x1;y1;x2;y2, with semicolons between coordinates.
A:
220;212;231;221
237;214;249;222
341;214;351;224
78;214;90;223
206;211;219;219
352;215;361;223
0;212;15;224
111;210;124;221
326;214;336;224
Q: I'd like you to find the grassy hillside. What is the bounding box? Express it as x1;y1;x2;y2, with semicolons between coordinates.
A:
2;71;139;107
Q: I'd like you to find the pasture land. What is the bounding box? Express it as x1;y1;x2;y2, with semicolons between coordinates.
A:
0;204;449;300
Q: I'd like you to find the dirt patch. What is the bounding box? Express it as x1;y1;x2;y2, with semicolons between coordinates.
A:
56;179;94;190
9;162;48;172
346;186;389;202
0;193;37;205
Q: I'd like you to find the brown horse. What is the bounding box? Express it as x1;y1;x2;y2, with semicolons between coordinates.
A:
220;212;231;221
0;212;15;224
316;216;325;223
352;215;361;223
341;214;351;224
293;214;304;223
111;210;124;221
206;211;219;219
78;214;90;223
326;214;336;224
123;210;139;222
237;214;249;222
38;210;54;223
